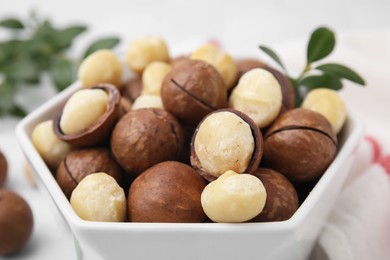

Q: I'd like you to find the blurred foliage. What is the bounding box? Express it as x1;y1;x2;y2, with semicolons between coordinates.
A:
0;12;120;117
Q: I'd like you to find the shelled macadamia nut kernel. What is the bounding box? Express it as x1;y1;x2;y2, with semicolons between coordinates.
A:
263;108;337;182
250;168;299;222
126;36;170;74
142;61;172;96
128;161;206;222
78;49;122;88
201;170;266;223
31;120;73;170
191;109;263;181
235;59;296;112
70;172;126;222
0;190;33;255
229;68;282;128
54;84;121;147
131;95;164;110
190;44;237;89
60;88;109;135
0;151;8;187
301;88;347;134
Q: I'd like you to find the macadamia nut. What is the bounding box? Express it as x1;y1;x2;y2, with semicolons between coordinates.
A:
78;49;122;88
194;111;254;178
229;68;282;128
60;89;109;135
32;120;72;169
132;95;164;110
190;44;237;89
70;172;126;222
201;170;266;223
142;61;172;96
126;36;170;74
0;190;33;255
301;88;347;134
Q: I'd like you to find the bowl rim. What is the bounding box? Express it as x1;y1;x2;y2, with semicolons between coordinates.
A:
15;80;365;233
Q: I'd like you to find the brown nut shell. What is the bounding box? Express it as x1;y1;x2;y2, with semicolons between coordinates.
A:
235;58;295;112
263;108;337;182
55;147;124;199
121;77;142;103
0;190;33;255
250;168;299;222
54;84;120;147
190;108;263;182
161;59;227;126
128;161;206;222
111;108;184;177
0;151;7;187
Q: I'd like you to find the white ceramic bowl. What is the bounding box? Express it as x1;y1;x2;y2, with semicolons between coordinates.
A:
16;80;365;260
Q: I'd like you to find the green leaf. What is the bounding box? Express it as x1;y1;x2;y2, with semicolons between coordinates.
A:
9;104;27;117
5;57;40;83
0;80;15;112
49;57;76;91
299;73;343;90
52;25;87;50
315;63;365;85
0;18;24;29
307;27;335;63
83;37;120;58
259;45;286;70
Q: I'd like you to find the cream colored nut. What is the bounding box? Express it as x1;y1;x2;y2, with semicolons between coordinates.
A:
301;88;347;134
131;95;164;110
60;89;108;135
126;36;170;74
194;111;254;178
142;61;172;96
70;172;126;222
31;120;72;169
229;68;282;128
78;49;122;88
201;170;266;223
190;44;237;89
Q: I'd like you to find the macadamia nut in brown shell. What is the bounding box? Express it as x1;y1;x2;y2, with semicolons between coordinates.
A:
56;147;124;199
191;109;263;182
229;68;283;128
54;84;120;147
161;59;227;126
128;161;206;222
263;108;337;182
235;59;295;112
0;190;33;255
250;168;299;222
190;44;238;89
111;108;184;177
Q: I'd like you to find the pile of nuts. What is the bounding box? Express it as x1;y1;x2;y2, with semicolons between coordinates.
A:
31;36;348;223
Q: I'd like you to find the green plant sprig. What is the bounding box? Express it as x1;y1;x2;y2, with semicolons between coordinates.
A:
0;13;120;117
260;27;366;106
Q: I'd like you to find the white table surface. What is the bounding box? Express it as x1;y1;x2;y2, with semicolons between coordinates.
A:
1;1;390;259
